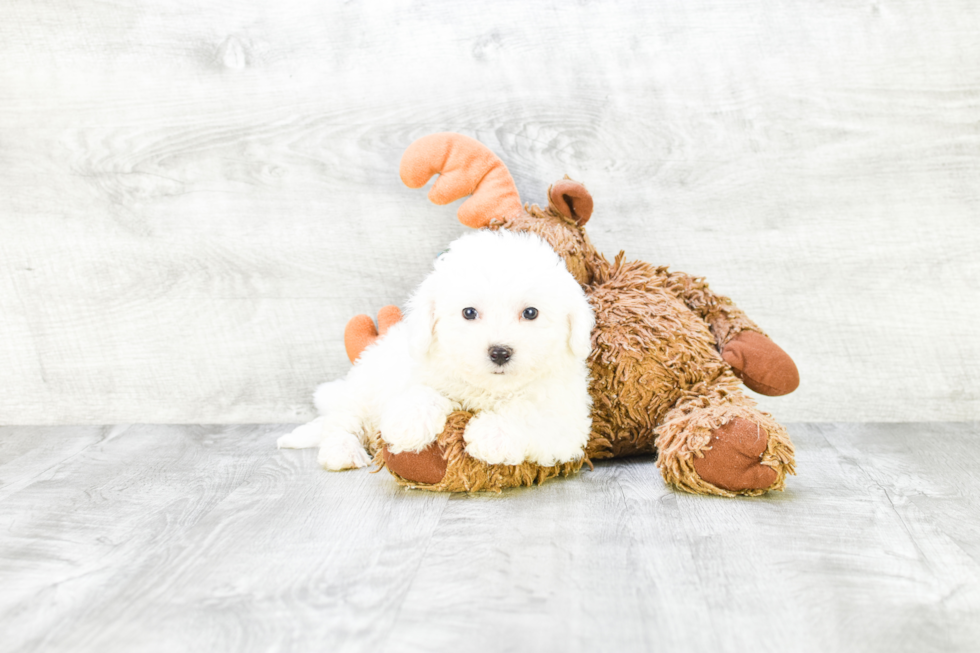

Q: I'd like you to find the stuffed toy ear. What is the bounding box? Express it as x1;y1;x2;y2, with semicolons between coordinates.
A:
567;296;595;360
548;178;594;227
400;133;523;228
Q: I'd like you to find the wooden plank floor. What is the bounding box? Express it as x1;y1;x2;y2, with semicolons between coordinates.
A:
1;423;978;653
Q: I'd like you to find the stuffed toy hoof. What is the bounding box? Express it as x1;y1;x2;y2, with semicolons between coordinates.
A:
381;440;447;485
722;331;800;396
692;418;779;492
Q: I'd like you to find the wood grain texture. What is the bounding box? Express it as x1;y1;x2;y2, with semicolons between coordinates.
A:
1;1;978;422
1;423;979;652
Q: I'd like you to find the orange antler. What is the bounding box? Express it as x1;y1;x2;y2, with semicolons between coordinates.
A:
344;306;403;364
399;133;523;228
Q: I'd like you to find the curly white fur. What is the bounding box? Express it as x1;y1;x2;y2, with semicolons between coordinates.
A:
277;230;595;470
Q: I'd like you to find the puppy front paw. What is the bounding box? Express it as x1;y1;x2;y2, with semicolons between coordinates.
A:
380;387;453;454
277;418;326;449
463;413;527;466
526;441;585;467
524;421;589;467
317;430;372;471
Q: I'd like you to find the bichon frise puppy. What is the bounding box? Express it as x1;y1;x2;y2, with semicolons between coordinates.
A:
277;229;595;469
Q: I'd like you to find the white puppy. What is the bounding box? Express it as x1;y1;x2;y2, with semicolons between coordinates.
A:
277;229;595;469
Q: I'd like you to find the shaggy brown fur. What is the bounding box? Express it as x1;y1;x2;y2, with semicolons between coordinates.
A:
357;133;799;497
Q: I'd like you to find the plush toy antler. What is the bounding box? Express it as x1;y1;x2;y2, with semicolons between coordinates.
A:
399;133;523;228
344;305;402;363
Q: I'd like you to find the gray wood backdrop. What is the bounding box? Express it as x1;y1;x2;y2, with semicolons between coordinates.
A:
1;0;978;424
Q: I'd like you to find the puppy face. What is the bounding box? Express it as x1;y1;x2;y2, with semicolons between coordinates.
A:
406;230;594;392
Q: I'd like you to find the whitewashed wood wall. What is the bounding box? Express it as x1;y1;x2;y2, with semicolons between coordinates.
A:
1;0;977;424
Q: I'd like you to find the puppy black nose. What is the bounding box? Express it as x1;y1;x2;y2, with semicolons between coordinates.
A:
489;345;513;366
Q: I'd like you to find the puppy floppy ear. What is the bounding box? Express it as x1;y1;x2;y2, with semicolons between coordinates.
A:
567;295;595;360
405;276;439;360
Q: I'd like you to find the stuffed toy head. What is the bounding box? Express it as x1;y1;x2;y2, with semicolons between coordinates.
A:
400;133;602;287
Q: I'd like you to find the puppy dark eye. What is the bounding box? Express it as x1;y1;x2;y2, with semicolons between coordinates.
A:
462;307;478;320
522;307;539;320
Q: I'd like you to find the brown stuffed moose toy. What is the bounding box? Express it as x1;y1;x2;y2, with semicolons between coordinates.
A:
344;132;799;497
